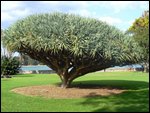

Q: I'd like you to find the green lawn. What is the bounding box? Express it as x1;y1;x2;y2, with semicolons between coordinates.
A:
1;72;149;112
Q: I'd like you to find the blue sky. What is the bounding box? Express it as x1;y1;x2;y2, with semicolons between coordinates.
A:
1;1;149;32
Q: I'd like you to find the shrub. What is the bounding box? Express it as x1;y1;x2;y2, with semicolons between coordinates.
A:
1;56;21;77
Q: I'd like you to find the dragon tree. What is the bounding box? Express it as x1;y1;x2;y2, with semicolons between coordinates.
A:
2;12;142;88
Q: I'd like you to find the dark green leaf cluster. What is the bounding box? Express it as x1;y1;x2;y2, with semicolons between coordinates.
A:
1;56;21;76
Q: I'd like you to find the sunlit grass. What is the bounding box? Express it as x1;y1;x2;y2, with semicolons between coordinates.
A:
1;72;149;112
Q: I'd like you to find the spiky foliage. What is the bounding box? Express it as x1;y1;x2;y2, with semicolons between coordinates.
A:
2;12;142;88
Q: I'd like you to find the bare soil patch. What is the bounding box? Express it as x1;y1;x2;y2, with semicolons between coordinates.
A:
11;85;125;99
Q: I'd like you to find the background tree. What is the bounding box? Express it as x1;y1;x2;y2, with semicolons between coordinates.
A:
1;29;21;78
2;12;142;88
1;29;13;57
127;10;149;72
20;54;40;65
1;56;21;78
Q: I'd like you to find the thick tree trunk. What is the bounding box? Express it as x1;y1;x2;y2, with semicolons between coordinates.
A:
143;63;149;73
57;71;74;88
60;79;72;88
57;63;110;88
59;73;75;88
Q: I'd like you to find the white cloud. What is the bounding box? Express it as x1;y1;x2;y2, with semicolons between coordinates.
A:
127;20;135;25
109;1;134;13
1;1;23;11
40;1;93;20
139;1;149;10
41;1;149;14
68;9;123;26
78;9;92;17
40;1;88;10
93;1;149;13
72;1;89;8
11;9;31;17
1;1;31;22
1;9;31;22
41;1;88;5
68;9;96;18
1;1;149;30
99;17;122;25
40;1;60;4
1;12;14;22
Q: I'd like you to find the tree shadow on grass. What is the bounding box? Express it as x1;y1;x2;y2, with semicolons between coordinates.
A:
80;89;149;112
71;80;149;112
71;80;149;90
55;80;148;90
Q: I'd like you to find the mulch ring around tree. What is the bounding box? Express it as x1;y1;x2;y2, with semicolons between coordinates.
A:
11;85;126;99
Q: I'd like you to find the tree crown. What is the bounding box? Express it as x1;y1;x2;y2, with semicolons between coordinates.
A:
2;12;142;64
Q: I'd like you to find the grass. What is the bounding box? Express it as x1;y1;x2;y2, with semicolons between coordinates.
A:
1;72;149;112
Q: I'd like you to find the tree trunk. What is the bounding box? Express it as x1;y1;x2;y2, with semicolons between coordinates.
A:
57;70;74;88
57;63;110;88
144;63;149;73
60;78;72;88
